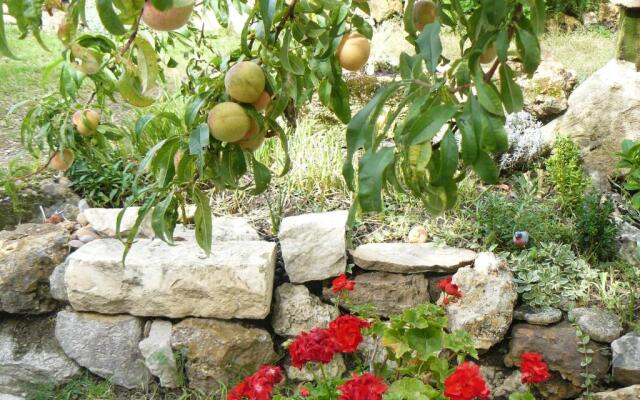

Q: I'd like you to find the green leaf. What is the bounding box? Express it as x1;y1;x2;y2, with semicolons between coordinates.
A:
185;92;212;127
251;156;272;195
405;104;457;146
509;392;536;400
330;76;351;124
384;378;439;400
530;0;546;35
474;72;503;116
189;123;209;156
358;147;395;212
416;22;442;73
117;73;156;107
151;193;177;244
193;188;212;255
96;0;128;35
516;26;541;74
495;29;509;63
133;37;159;93
0;1;18;59
457;117;478;165
473;150;499;183
150;0;173;11
280;31;305;75
483;0;507;25
259;0;276;39
499;64;524;113
431;130;458;186
403;0;417;34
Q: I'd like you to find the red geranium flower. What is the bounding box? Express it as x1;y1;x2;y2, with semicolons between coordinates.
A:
328;314;371;353
288;328;339;369
227;365;283;400
520;352;551;384
438;277;463;305
338;372;388;400
332;274;356;293
444;361;491;400
299;387;310;397
438;277;453;290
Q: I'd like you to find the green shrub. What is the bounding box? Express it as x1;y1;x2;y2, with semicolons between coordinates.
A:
617;139;640;209
511;242;597;308
575;193;619;261
545;136;590;212
475;176;575;249
546;0;602;17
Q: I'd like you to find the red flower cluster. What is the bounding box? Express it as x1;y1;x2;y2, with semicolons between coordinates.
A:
444;362;491;400
288;315;370;369
288;328;339;369
438;277;463;305
332;274;356;293
519;352;551;384
299;387;310;397
338;372;388;400
227;365;283;400
328;315;371;353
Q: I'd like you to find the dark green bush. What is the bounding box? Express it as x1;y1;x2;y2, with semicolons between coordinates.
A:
546;0;602;17
546;136;590;212
575;193;619;261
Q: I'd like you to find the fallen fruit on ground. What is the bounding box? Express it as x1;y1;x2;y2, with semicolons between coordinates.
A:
336;32;371;71
225;61;266;103
50;149;75;171
72;109;100;136
252;91;272;112
479;44;497;64
207;102;251;143
141;1;194;32
413;0;437;31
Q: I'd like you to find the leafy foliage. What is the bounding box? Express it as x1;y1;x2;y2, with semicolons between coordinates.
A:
618;139;640;209
575;193;619;261
545;136;590;212
510;242;597;308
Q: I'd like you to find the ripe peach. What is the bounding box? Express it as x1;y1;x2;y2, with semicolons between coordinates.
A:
207;102;251;143
141;1;194;32
72;109;100;136
224;61;266;104
251;91;271;112
336;32;371;71
50;149;75;171
413;0;437;31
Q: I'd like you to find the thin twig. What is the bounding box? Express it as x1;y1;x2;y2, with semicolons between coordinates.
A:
273;0;298;42
120;7;145;56
14;152;56;180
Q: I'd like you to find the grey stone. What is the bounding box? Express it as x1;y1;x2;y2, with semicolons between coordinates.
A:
0;394;25;400
351;242;477;274
285;354;346;382
0;316;80;396
617;221;640;264
0;223;69;314
323;271;430;316
427;274;453;302
272;283;338;337
170;318;276;391
611;0;640;7
279;211;348;283
68;239;85;249
587;385;640;400
517;60;578;121
569;307;623;343
139;320;179;388
446;253;517;350
65;238;276;319
514;305;563;325
77;199;90;212
49;261;68;302
369;0;403;21
505;322;610;394
480;366;527;399
611;333;640;386
83;208;153;237
55;310;150;389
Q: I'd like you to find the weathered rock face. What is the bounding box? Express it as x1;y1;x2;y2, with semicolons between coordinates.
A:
588;385;640;400
0;223;69;314
617;221;640;264
279;211;348;283
351;243;477;274
517;60;577;121
541;60;640;190
611;0;640;8
323;272;430;316
369;0;402;22
170;318;276;391
514;305;563;325
55;310;150;389
446;253;517;350
272;283;338;337
83;207;153;237
480;366;527;399
64;238;276;319
505;322;610;396
598;3;620;28
0;316;80;395
285;354;346;382
611;333;640;386
569;307;623;343
139;320;179;388
0;394;26;400
49;261;68;303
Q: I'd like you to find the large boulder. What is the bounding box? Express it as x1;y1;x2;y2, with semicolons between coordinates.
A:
351;243;477;274
0;223;69;314
369;0;403;22
541;60;640;190
446;253;517;350
588;385;640;400
322;271;431;316
505;322;610;398
517;60;577;121
171;318;276;391
64;237;276;319
568;307;623;343
55;310;150;389
279;211;348;283
272;283;338;337
139;320;179;388
0;316;80;396
611;333;640;386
